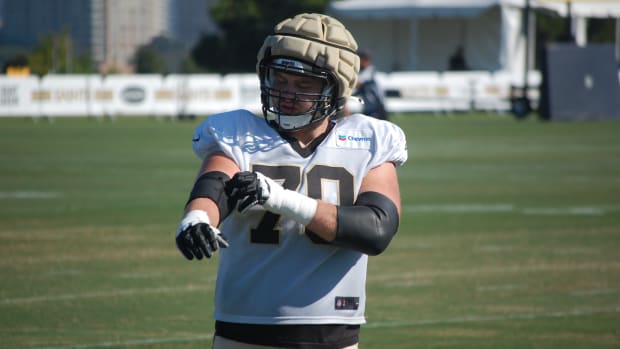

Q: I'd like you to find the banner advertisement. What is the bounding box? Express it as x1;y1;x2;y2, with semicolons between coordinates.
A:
0;71;546;117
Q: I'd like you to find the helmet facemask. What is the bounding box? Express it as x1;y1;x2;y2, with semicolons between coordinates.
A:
260;57;338;132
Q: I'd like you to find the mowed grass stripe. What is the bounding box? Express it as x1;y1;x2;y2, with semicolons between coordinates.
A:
25;307;620;349
1;114;619;349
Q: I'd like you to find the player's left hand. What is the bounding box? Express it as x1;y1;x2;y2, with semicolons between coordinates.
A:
226;171;282;213
226;171;317;226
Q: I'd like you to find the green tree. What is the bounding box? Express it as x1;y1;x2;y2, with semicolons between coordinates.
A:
191;0;329;73
534;12;617;69
133;45;166;74
587;18;617;43
180;56;208;74
27;32;94;75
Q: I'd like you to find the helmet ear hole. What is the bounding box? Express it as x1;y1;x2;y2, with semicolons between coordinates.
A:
336;97;346;111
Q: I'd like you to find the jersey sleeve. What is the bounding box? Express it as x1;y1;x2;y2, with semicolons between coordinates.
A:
191;110;285;171
368;118;408;169
191;110;251;161
332;114;408;170
381;121;408;166
192;118;221;160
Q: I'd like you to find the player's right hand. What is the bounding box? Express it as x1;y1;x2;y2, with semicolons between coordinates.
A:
176;210;229;260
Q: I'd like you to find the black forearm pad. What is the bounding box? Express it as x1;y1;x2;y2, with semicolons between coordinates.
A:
334;191;399;256
187;171;232;221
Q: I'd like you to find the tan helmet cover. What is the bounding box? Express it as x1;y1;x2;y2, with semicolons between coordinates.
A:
257;13;360;100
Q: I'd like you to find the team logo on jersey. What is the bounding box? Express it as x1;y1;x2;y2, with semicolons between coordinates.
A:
335;130;374;149
335;296;359;310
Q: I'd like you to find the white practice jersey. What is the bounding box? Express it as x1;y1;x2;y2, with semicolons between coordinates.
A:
192;109;408;325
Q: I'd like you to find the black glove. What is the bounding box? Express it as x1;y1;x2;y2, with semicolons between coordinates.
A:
226;171;317;226
176;210;228;260
225;171;271;213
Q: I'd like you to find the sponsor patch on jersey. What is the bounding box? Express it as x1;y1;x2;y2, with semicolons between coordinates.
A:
335;297;359;310
334;130;374;149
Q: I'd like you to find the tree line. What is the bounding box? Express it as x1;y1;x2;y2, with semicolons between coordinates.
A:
2;0;616;76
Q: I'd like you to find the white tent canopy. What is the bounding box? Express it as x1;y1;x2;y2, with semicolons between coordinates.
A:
329;0;620;20
511;0;620;17
327;0;501;18
328;0;620;83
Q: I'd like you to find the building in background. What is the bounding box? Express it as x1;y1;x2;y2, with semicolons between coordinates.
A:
0;0;216;73
92;0;168;73
0;0;93;55
0;0;5;30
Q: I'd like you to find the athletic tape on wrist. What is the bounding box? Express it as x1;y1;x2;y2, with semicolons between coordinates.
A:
177;210;210;236
266;189;317;226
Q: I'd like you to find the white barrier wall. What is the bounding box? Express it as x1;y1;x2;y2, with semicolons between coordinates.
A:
101;75;162;116
0;72;543;117
38;75;94;116
0;76;40;116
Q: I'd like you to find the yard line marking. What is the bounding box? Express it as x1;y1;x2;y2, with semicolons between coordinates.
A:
369;261;620;282
475;245;515;253
365;306;620;329
404;203;514;213
0;191;61;199
368;261;620;282
28;333;213;349
570;288;618;297
118;272;163;279
383;280;433;288
522;207;606;216
403;203;618;216
1;285;209;305
477;284;522;292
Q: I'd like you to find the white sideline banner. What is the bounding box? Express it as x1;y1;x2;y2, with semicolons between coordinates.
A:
39;75;93;116
101;75;161;116
0;71;544;117
155;75;182;116
179;74;236;115
229;73;262;114
0;76;40;116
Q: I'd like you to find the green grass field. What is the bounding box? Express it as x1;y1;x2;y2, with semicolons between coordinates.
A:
1;113;619;349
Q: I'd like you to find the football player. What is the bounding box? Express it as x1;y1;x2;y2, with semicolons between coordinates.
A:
176;13;408;349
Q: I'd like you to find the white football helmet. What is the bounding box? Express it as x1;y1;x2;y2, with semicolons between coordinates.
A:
257;13;360;131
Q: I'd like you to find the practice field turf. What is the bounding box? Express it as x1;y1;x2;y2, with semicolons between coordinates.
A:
1;113;619;349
